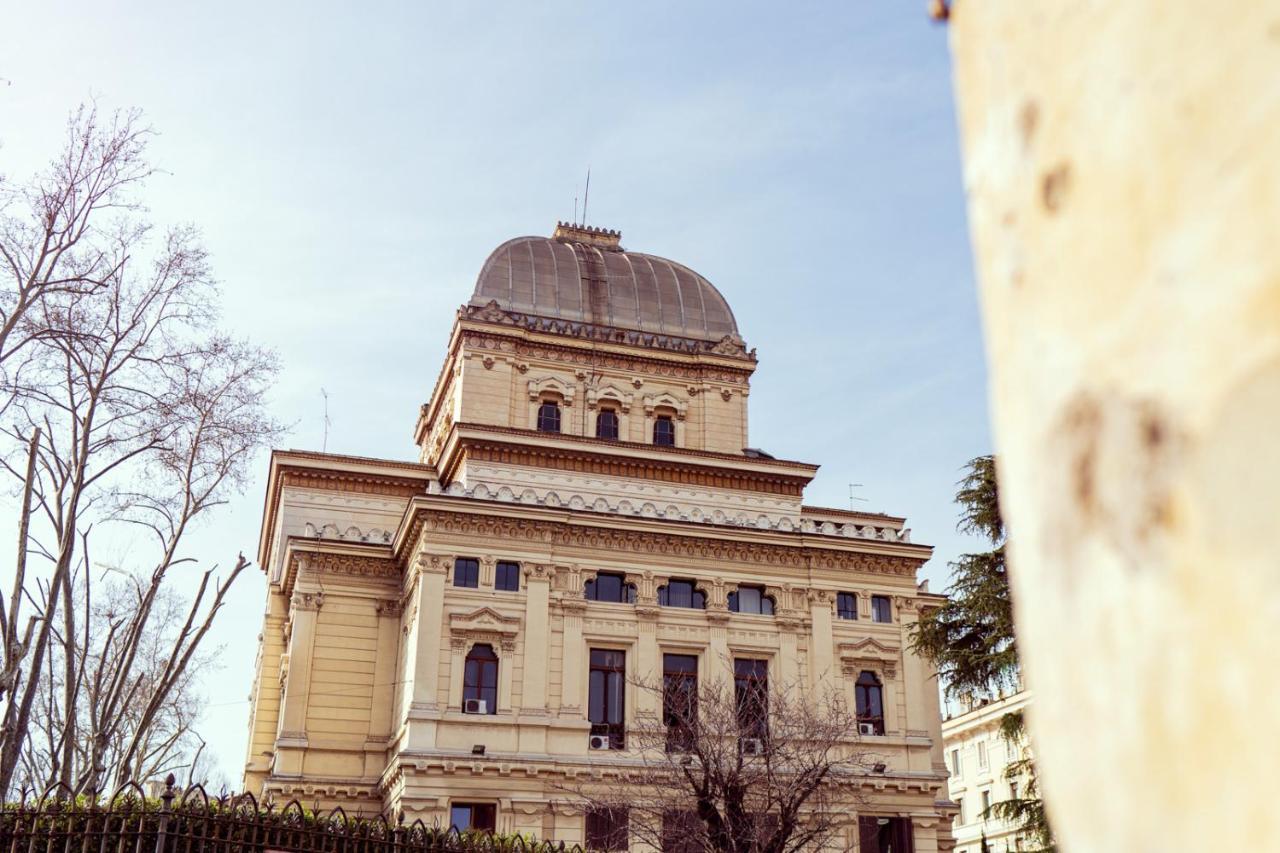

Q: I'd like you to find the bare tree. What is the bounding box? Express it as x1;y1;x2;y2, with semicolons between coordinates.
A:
0;104;282;797
560;666;875;853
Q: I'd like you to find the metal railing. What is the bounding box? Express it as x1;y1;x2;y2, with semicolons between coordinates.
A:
1;775;585;853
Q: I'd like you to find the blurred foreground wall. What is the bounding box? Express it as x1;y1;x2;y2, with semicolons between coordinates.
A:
948;2;1280;850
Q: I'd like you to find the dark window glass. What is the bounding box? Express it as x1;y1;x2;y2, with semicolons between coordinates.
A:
858;816;914;853
537;401;561;433
596;410;619;440
734;658;768;740
856;670;885;735
585;807;629;851
653;415;675;446
837;592;858;620
451;803;496;833
872;595;892;623
658;579;705;609
662;811;702;853
728;586;774;616
585;572;635;603
463;644;498;714
453;557;479;589
589;649;626;749
495;561;520;591
663;654;698;752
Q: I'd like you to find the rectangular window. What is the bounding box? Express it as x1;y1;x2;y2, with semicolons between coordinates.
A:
955;798;964;826
661;811;701;853
981;790;992;819
663;653;698;752
1010;780;1019;802
589;649;626;749
871;595;892;623
951;748;962;778
495;561;520;591
858;816;915;853
450;803;496;832
586;572;634;603
653;415;675;446
453;557;480;588
977;739;988;770
585;807;629;851
734;658;768;740
836;592;858;620
728;586;774;615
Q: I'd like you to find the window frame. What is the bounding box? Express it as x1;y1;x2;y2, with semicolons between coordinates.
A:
462;643;499;715
728;585;775;616
871;594;892;623
855;670;885;735
836;592;858;620
450;802;496;833
657;579;706;609
495;561;520;592
977;739;989;770
453;557;480;589
596;408;620;440
537;400;562;433
652;414;676;446
588;648;627;749
733;657;769;741
585;572;636;604
585;807;629;852
951;747;963;778
663;653;698;752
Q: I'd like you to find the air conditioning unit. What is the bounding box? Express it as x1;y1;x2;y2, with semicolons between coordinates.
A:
463;698;488;714
589;734;611;751
740;737;764;755
858;722;878;736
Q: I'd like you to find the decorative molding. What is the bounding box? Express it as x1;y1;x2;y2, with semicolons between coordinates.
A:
462;331;756;382
839;637;901;679
415;551;453;575
528;376;576;406
376;598;402;618
449;606;522;647
293;591;325;612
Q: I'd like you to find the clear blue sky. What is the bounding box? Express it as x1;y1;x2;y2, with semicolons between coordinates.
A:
0;1;990;785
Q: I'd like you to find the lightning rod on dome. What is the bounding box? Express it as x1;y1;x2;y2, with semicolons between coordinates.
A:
582;167;590;226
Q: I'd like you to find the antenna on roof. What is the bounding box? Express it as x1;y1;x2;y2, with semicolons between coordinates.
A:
574;196;578;226
849;483;868;509
582;167;591;225
321;388;332;453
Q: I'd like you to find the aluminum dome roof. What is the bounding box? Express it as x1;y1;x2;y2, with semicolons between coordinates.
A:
469;224;741;345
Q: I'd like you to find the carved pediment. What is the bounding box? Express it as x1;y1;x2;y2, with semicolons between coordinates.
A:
839;637;900;679
449;606;521;638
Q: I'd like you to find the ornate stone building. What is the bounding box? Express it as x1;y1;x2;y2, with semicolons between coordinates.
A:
243;223;953;851
942;690;1033;853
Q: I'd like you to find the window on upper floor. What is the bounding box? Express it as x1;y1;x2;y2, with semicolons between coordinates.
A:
585;807;629;851
836;592;858;620
955;798;965;826
450;802;496;833
596;409;619;440
663;654;698;753
662;811;702;853
537;400;561;433
658;579;706;609
585;572;636;604
728;585;774;616
589;649;626;750
1010;780;1019;802
855;670;885;736
871;594;892;623
951;747;963;778
858;816;915;853
981;790;992;820
453;557;480;589
734;658;769;741
495;561;520;592
462;643;498;714
653;414;675;446
977;739;989;770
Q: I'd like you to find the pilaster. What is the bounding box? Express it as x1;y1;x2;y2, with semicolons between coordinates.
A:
521;563;554;714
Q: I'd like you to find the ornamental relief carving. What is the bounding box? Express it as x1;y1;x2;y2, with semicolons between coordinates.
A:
293;551;398;581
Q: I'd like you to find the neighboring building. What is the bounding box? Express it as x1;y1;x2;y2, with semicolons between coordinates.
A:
942;690;1032;853
242;222;954;851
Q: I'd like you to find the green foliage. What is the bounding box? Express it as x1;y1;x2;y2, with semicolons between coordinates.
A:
909;456;1056;852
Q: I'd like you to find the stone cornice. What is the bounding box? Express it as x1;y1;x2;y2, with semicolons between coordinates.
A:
282;541;400;599
396;499;929;579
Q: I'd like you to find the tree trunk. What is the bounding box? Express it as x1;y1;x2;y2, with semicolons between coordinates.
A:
948;1;1280;850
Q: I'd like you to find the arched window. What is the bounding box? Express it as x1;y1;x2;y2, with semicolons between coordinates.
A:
537;400;561;433
855;670;884;735
463;643;498;714
728;585;775;616
596;409;619;440
653;414;675;446
658;579;706;609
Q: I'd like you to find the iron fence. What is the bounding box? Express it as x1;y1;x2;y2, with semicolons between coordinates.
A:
1;775;584;853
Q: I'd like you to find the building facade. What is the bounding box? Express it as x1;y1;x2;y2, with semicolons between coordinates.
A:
942;691;1032;853
243;223;954;851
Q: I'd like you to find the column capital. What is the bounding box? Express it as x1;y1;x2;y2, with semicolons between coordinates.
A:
414;551;452;575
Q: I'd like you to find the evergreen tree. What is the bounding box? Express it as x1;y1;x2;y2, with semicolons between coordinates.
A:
910;456;1055;852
